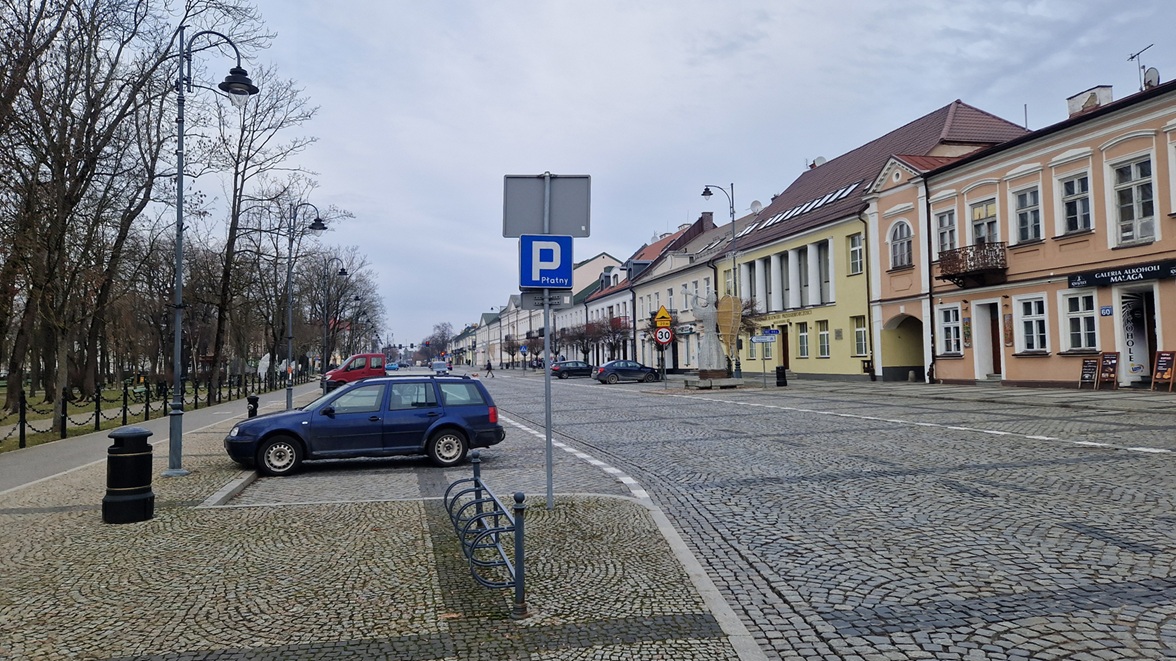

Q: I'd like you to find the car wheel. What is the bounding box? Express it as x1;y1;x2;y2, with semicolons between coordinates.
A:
558;371;568;379
428;429;468;467
643;372;656;382
256;435;302;477
606;373;619;384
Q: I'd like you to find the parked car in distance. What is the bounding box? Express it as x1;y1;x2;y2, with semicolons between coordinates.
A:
431;360;449;375
223;374;506;476
323;353;386;391
384;362;400;374
594;359;659;384
550;360;593;379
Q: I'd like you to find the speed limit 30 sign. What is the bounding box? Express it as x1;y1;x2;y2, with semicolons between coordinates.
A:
654;327;674;346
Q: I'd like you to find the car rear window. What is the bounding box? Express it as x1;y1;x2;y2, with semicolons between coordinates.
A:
438;382;487;407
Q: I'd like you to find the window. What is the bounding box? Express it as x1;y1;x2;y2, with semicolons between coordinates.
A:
439;382;487;407
724;268;734;296
1115;157;1153;243
939;307;961;354
667;288;674;313
971;199;997;243
1063;292;1097;351
936;210;957;254
852;316;868;356
333;384;385;414
889;221;912;268
748;337;757;359
848;233;863;274
797;250;810;303
704;277;711;299
818;241;831;302
763;336;773;360
1018;297;1048;352
1015;188;1041;242
1061;174;1091;233
797;322;809;358
817;320;830;358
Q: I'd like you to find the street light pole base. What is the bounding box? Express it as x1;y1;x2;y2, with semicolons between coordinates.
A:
161;468;191;478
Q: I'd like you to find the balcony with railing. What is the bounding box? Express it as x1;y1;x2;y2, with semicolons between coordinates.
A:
936;241;1007;288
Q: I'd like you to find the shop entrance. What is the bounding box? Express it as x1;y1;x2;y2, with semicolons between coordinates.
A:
1119;288;1158;385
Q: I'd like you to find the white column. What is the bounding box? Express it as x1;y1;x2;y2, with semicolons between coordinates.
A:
769;252;783;312
806;243;821;306
754;258;768;311
788;248;802;309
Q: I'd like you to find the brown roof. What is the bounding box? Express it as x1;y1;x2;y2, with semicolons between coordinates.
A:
738;100;1027;250
895;154;961;172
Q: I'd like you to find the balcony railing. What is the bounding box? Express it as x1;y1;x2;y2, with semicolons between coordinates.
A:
937;242;1007;288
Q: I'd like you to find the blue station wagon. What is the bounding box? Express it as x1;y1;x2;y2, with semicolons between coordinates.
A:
224;375;505;476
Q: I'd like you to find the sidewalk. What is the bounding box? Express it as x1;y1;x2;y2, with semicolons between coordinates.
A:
0;388;763;660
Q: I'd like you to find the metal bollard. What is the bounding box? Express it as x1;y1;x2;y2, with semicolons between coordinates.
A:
102;427;155;524
247;394;259;418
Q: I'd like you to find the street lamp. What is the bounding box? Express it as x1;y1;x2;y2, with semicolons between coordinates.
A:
701;183;742;378
284;202;327;410
320;257;348;392
166;26;259;478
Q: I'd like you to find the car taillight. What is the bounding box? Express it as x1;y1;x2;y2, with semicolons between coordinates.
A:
488;406;498;424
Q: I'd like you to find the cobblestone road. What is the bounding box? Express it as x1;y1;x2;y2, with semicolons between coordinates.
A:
488;375;1176;659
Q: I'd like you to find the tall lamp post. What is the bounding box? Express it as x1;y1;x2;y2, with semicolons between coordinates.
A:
320;257;348;392
284;202;327;410
166;26;259;478
701;183;742;378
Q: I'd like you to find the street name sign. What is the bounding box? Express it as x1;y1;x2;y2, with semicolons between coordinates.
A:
751;335;774;343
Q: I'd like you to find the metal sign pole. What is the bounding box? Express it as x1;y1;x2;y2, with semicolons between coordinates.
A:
542;174;554;511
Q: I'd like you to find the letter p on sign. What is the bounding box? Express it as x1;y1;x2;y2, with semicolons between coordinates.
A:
532;241;560;281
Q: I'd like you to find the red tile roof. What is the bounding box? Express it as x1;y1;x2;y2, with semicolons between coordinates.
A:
739;100;1027;250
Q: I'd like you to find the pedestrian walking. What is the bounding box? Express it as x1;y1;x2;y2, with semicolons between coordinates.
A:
484;360;494;378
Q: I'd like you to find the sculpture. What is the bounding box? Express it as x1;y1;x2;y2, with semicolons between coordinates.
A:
683;286;726;373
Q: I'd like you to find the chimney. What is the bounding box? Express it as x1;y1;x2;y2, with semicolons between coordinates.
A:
1067;85;1113;117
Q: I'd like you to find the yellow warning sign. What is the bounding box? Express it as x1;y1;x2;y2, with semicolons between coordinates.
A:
654;306;672;328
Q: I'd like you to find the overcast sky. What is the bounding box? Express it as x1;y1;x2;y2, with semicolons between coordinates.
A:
242;0;1173;345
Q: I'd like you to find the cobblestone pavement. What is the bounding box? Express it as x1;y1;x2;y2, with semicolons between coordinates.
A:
486;372;1176;659
0;383;754;660
5;371;1175;660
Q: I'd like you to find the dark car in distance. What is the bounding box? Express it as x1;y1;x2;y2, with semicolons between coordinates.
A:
549;360;594;379
593;359;659;384
223;375;505;476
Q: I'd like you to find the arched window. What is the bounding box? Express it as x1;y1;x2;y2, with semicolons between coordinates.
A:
889;221;913;268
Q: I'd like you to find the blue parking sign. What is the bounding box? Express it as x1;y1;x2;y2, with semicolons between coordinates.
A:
519;235;573;289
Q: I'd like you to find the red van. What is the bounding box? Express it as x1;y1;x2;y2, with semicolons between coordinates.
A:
323;353;386;391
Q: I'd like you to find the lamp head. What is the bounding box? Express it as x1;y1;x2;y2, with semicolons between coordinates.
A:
308;217;328;234
218;66;259;108
337;267;349;277
701;186;713;200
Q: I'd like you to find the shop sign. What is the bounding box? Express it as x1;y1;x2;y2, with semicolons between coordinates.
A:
676;324;696;335
1068;260;1176;288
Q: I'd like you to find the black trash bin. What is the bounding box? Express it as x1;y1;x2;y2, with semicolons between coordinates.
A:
775;366;788;387
102;427;155;524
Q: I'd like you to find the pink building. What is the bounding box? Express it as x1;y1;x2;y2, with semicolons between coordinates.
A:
871;78;1176;388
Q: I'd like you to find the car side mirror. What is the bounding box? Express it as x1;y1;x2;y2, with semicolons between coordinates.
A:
321;406;335;418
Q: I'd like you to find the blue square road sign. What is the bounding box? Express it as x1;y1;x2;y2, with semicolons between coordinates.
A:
519;234;574;289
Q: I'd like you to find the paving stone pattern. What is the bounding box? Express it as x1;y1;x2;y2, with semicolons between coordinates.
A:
0;396;736;660
487;375;1176;659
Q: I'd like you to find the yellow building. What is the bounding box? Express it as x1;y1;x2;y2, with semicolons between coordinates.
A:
730;101;1025;380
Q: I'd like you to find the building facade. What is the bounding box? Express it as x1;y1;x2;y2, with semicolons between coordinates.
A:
872;80;1176;387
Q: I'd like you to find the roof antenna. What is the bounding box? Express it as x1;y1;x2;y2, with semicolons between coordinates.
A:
1129;44;1154;92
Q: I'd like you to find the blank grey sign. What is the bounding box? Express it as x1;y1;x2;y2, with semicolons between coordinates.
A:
503;174;591;237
